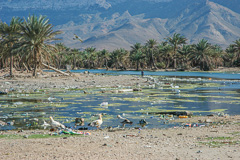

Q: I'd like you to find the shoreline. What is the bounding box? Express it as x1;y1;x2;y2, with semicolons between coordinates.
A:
45;66;240;72
0;68;239;93
0;115;240;160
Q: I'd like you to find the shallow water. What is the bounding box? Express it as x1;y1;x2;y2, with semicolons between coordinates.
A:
0;72;240;130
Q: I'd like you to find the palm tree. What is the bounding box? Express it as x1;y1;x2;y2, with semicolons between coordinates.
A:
225;44;237;67
98;49;110;69
119;48;129;70
84;47;97;68
0;17;22;76
0;41;6;69
130;43;145;71
17;15;62;76
55;43;68;69
157;42;173;69
210;45;224;69
166;33;187;69
177;45;192;69
145;39;158;70
191;39;213;71
110;48;128;70
70;48;80;69
232;39;240;66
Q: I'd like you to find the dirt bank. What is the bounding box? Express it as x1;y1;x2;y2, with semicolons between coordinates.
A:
0;115;240;160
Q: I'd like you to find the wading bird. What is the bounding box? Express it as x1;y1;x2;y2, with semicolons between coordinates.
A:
117;115;133;127
49;116;65;129
88;114;103;129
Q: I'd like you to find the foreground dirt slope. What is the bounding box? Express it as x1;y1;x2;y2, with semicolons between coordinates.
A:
0;116;240;160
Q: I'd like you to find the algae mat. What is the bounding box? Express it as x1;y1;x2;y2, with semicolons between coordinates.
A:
0;79;240;130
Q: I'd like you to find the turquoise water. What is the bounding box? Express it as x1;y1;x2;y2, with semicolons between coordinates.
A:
0;70;240;130
68;69;240;80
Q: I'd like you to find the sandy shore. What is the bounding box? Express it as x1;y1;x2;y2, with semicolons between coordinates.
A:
0;70;147;92
0;70;240;160
0;115;240;160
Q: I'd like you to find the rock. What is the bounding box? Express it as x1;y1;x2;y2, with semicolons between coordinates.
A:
196;150;202;153
207;114;214;117
133;88;142;91
205;119;213;123
23;135;29;138
84;71;89;74
118;89;133;93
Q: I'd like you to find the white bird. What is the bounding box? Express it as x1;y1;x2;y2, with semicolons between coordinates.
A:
88;114;103;129
117;115;133;127
49;116;65;129
41;120;50;129
48;97;56;101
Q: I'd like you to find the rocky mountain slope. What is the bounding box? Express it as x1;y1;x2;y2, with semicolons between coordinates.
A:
1;0;240;50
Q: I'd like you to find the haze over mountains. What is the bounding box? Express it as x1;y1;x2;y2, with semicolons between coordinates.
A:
1;0;240;50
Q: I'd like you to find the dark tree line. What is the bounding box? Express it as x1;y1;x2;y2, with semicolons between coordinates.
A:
1;16;240;77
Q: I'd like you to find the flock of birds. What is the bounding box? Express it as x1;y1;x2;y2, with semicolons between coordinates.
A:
44;114;147;130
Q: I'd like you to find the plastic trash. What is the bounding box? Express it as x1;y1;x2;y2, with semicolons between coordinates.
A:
104;136;109;139
184;123;191;127
62;129;91;135
100;102;108;106
179;115;188;118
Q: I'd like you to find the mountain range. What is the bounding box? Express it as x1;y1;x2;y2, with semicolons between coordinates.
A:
1;0;240;51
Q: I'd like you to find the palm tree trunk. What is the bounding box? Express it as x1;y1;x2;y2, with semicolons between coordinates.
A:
33;62;37;76
42;62;69;76
10;53;13;77
9;42;14;76
165;58;170;69
152;58;158;70
105;59;108;70
173;52;177;69
136;60;139;71
33;51;37;76
23;62;29;72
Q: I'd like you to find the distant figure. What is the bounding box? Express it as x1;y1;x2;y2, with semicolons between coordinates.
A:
141;70;144;77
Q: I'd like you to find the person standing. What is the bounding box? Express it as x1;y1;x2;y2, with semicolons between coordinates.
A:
141;70;144;77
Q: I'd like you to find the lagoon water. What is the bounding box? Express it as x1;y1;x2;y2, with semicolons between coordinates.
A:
70;69;240;80
0;70;240;130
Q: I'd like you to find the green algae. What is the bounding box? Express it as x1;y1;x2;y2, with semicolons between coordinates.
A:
108;103;126;107
76;112;92;115
206;137;233;140
1;78;239;130
174;106;188;109
199;141;240;147
192;109;228;113
92;107;110;111
123;97;143;102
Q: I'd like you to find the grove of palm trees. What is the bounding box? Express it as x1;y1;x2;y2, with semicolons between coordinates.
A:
1;15;240;77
